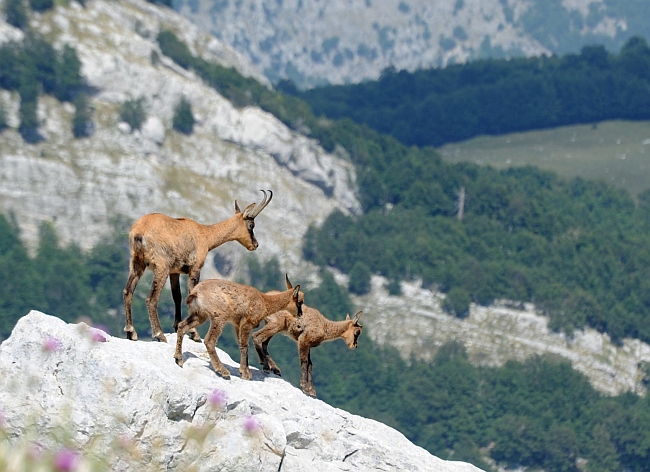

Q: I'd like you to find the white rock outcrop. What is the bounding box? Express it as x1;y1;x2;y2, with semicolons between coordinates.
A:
0;311;483;472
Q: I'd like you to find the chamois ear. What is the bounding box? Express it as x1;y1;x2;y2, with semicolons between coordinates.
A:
346;314;350;320
352;311;363;323
285;274;292;289
234;200;242;214
292;285;301;298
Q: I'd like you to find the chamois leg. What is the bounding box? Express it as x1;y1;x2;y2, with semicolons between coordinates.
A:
170;274;202;342
298;342;311;395
305;351;316;397
173;310;208;367
185;267;203;342
123;261;145;341
237;322;255;380
146;268;168;343
170;273;183;330
203;317;230;379
252;323;282;375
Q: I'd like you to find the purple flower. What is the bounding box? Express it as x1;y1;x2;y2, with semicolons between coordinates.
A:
90;329;107;343
53;448;80;472
208;389;227;408
243;414;260;435
42;336;61;352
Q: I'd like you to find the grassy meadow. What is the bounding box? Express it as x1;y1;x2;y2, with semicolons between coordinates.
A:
438;120;650;199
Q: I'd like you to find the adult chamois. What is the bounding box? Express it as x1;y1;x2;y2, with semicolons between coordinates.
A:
253;306;363;397
123;190;272;343
174;275;304;381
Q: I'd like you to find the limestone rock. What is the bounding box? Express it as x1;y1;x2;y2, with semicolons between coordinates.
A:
0;311;484;472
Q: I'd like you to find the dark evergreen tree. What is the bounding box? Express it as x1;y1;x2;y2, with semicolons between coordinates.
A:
72;93;93;138
172;96;195;134
118;96;147;131
54;45;83;101
4;0;28;29
29;0;53;12
18;53;40;142
348;261;372;295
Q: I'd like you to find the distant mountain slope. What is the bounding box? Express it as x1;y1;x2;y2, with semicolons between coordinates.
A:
172;0;650;88
0;0;359;280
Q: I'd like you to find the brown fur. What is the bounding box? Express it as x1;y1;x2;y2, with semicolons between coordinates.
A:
253;305;362;397
122;191;272;343
173;275;304;381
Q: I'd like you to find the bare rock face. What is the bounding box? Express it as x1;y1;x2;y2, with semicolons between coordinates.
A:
173;0;633;89
0;0;360;279
0;311;484;472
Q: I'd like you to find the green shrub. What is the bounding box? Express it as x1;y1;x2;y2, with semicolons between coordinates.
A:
118;97;147;131
443;287;471;318
4;0;28;29
72;93;93;138
172;96;194;134
348;261;372;295
29;0;53;12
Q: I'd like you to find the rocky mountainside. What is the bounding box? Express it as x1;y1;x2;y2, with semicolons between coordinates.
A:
0;311;484;471
172;0;649;89
1;0;649;401
0;0;359;279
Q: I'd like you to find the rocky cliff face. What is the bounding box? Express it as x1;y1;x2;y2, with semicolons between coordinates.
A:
0;311;484;471
0;0;359;279
172;0;637;89
352;275;650;396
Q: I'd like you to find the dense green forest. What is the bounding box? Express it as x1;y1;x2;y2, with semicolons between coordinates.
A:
2;222;650;472
292;37;650;148
155;27;650;345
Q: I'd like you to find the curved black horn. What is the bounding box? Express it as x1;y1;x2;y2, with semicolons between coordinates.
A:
245;190;273;218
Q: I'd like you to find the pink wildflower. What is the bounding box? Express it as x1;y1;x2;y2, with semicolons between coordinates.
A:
243;414;260;435
90;329;107;343
42;336;61;352
208;389;227;408
53;448;80;472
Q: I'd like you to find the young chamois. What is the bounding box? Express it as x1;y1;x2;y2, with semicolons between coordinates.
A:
174;275;304;381
123;190;272;343
253;306;363;397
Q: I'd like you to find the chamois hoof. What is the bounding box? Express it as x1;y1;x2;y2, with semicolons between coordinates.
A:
153;332;168;343
240;369;252;381
175;357;184;368
188;330;202;342
303;388;317;398
217;370;231;380
125;328;138;341
271;366;282;376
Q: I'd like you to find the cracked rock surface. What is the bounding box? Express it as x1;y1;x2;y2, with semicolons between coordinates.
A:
0;311;483;472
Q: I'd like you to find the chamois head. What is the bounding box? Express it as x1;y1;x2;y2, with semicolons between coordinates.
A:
343;311;363;349
285;273;304;317
234;190;273;251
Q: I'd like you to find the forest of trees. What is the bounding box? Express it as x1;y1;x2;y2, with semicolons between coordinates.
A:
294;37;650;147
2;221;649;472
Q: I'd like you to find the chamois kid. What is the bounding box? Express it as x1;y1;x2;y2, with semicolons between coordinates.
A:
174;275;304;380
253;306;363;397
123;190;272;343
